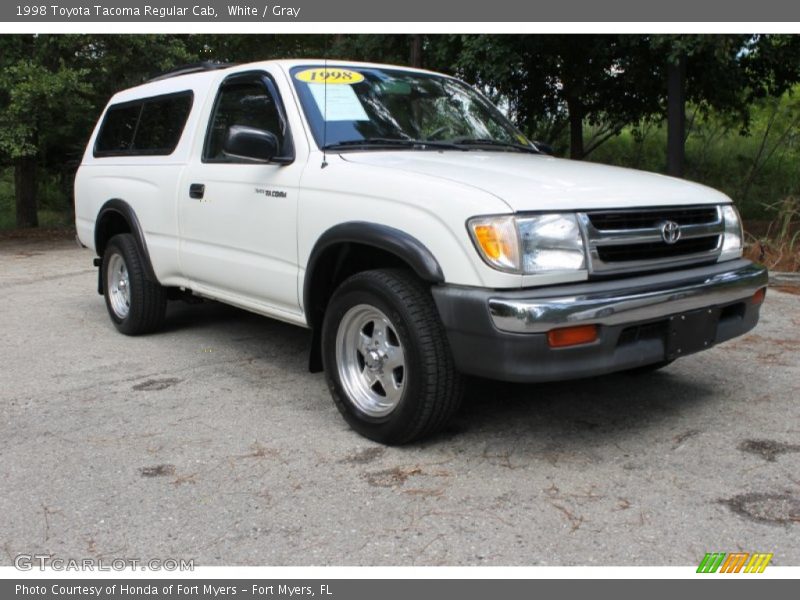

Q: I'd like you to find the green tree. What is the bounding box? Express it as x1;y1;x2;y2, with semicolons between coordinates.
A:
5;34;800;229
453;35;661;159
0;34;198;227
0;36;93;227
327;34;427;68
652;35;800;176
452;34;800;173
182;33;328;64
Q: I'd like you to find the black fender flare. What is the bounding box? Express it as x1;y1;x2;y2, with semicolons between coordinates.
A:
303;221;444;318
95;199;158;283
303;222;444;373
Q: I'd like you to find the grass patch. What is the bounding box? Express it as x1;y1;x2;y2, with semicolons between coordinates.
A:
743;197;800;272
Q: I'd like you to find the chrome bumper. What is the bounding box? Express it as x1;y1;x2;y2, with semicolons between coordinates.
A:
489;262;768;333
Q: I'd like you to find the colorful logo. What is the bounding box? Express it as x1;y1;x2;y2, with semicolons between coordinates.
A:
697;552;773;573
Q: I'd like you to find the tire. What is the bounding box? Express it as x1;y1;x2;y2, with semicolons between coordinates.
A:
102;233;167;335
625;359;675;375
321;269;463;445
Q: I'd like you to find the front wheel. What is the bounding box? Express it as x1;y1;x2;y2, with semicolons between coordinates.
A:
321;269;463;445
102;233;167;335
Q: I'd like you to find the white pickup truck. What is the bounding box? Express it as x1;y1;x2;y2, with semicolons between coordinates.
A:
75;59;768;444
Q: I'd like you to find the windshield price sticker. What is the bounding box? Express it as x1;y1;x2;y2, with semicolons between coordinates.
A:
295;68;365;84
308;84;369;121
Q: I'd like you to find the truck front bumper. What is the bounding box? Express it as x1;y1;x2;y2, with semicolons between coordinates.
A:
431;259;768;383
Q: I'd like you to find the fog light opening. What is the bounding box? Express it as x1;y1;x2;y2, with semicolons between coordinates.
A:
752;287;767;305
547;325;599;348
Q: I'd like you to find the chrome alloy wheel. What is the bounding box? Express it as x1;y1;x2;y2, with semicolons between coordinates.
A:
107;253;131;319
335;304;406;418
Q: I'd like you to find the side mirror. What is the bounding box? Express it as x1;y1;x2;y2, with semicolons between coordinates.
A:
223;125;281;163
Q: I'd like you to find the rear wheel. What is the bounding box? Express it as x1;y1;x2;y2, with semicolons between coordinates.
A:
321;269;463;445
102;233;167;335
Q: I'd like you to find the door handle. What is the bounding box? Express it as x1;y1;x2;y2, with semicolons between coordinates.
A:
189;183;205;199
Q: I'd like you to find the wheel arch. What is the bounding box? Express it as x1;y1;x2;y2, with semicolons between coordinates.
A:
94;199;158;283
303;222;445;372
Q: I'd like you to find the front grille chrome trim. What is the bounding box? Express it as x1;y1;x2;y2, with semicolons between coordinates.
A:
578;205;724;276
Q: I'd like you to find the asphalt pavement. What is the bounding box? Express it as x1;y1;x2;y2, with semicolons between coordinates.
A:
1;237;798;566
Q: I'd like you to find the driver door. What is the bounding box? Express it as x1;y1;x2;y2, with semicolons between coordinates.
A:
178;71;302;316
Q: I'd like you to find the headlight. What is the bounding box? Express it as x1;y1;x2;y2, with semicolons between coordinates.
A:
518;214;586;272
468;213;586;274
720;204;743;261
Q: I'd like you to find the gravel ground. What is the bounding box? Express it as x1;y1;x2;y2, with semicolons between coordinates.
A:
1;237;798;566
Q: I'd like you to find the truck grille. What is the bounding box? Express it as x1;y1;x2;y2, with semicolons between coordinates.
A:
587;207;719;230
596;236;720;262
580;205;723;276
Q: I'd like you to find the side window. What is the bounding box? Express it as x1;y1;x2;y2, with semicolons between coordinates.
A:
133;94;194;154
94;104;141;154
94;92;193;157
204;77;288;162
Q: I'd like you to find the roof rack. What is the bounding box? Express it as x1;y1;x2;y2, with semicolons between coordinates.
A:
147;61;234;82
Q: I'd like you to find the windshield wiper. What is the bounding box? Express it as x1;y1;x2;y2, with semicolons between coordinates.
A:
450;138;541;154
322;138;465;151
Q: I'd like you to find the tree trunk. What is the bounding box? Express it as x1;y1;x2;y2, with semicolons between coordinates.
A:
667;54;686;177
409;35;423;68
14;156;38;228
566;97;584;159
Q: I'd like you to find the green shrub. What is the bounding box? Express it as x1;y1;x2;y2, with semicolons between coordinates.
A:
589;90;800;221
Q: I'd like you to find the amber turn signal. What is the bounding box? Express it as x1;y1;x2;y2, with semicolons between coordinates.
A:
752;287;766;305
473;223;515;263
547;325;599;348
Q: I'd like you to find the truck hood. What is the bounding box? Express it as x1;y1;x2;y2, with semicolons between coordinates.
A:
339;151;730;211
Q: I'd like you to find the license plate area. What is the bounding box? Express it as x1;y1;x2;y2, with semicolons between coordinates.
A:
666;307;720;360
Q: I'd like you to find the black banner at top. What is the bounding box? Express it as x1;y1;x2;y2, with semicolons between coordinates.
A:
2;0;800;22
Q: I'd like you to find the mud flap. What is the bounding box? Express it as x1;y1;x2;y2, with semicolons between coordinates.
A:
93;257;103;295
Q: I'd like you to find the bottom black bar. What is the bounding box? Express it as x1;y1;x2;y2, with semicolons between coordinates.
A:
1;579;795;600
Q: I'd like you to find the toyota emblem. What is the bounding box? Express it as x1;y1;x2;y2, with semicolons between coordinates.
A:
660;220;681;244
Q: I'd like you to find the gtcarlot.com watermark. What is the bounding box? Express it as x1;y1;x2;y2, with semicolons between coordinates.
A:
14;554;194;571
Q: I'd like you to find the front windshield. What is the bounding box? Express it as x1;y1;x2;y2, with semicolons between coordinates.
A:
290;65;530;150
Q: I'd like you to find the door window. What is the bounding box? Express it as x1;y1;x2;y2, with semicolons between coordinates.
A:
203;76;290;162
